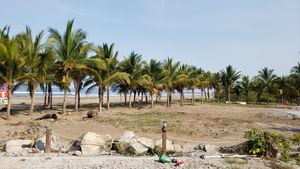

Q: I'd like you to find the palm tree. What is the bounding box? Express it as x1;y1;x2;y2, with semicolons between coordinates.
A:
237;75;252;103
174;64;189;106
161;58;180;107
0;37;26;119
187;66;201;105
120;52;142;109
211;72;222;102
142;59;163;108
220;65;241;103
48;19;98;113
16;27;44;114
254;67;279;103
291;62;300;93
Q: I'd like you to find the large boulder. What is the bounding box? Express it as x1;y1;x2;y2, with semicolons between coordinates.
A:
80;132;112;155
6;139;32;154
114;131;154;155
37;133;62;152
126;137;154;155
119;131;135;142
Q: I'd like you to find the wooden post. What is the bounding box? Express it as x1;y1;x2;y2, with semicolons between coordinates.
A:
162;121;167;154
45;128;52;153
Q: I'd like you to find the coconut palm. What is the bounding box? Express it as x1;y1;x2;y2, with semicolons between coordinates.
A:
187;66;201;105
48;19;99;113
211;72;222;102
0;37;26;120
16;27;44;114
237;75;252;103
120;52;142;109
142;59;163;108
220;65;241;103
291;62;300;93
254;67;279;103
174;64;189;106
161;58;180;107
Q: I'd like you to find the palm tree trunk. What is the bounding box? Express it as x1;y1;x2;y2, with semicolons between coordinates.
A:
107;85;110;110
48;83;53;109
98;86;102;113
124;92;127;104
166;91;169;107
29;88;35;114
133;91;136;108
145;93;148;104
192;88;195;106
207;88;210;102
180;90;183;106
129;90;132;109
63;88;67;114
228;86;231;103
47;82;51;107
78;88;81;109
43;84;47;106
6;86;12;120
74;81;79;111
151;93;154;108
201;88;204;104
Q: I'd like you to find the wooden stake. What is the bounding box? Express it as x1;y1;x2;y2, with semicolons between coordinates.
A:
162;122;167;154
45;128;52;153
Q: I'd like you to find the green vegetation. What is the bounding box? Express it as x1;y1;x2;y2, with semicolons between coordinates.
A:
0;20;300;120
98;111;189;134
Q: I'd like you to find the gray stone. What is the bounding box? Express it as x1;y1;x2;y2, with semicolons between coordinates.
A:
5;140;32;154
126;138;149;155
80;132;112;155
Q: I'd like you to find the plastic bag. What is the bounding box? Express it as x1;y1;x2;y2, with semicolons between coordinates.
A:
159;154;172;163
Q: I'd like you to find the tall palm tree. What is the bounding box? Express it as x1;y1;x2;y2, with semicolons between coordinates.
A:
142;59;163;108
120;52;142;109
291;62;300;93
220;65;241;103
174;64;189;106
0;37;26;119
16;27;44;114
101;43;127;110
48;19;98;113
254;67;279;103
211;72;222;103
161;58;180;107
187;66;201;105
237;75;252;103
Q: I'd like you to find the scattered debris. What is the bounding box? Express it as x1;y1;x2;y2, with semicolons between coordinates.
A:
35;113;58;121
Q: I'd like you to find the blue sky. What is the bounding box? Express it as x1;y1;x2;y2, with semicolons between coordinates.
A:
0;0;299;77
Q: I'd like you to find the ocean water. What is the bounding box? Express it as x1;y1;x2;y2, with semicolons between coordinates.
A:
13;85;205;97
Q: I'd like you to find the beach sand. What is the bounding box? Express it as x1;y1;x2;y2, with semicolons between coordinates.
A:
0;96;299;168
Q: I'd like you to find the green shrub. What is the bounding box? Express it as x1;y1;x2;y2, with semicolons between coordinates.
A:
244;129;291;161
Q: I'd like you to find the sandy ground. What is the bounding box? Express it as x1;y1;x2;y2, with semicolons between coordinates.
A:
0;96;299;168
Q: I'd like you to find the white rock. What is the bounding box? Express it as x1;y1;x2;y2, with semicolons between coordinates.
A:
80;132;112;155
119;131;135;142
6;140;32;154
136;137;154;149
73;150;82;156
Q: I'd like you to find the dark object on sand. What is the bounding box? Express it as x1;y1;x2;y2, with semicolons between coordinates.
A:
35;113;58;120
87;110;98;118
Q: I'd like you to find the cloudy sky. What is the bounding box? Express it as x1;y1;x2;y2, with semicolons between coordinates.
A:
0;0;299;77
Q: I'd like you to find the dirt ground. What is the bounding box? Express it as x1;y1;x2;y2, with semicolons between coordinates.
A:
1;96;299;145
0;96;299;168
